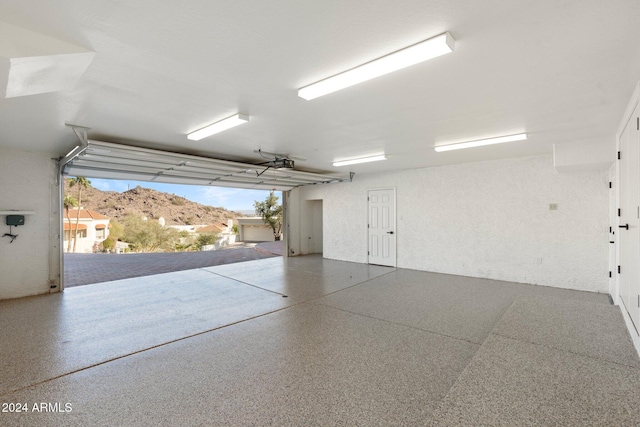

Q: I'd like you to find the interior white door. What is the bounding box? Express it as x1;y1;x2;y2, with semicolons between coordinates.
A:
618;102;640;333
628;104;640;331
368;189;396;267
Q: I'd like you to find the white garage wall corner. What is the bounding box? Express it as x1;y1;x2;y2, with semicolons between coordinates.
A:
290;155;609;293
553;138;615;172
290;183;368;262
0;146;57;299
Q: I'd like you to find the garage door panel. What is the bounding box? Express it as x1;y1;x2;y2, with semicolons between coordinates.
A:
62;140;349;191
243;226;274;242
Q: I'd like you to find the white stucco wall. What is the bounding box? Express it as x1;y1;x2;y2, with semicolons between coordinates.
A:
63;215;110;253
0;147;57;299
290;155;609;293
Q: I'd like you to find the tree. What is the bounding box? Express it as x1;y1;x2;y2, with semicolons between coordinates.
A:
254;191;282;241
68;176;91;253
108;218;125;240
121;215;181;253
63;195;78;252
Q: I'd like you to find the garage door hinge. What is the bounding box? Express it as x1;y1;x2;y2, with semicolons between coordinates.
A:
609;226;612;233
609;271;612;278
618;265;621;274
637;117;639;130
609;181;612;188
618;151;621;160
618;208;621;217
368;251;370;255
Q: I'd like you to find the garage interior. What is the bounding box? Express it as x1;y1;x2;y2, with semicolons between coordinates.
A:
2;256;639;425
1;0;640;425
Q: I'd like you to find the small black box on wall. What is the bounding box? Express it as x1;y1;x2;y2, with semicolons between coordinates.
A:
6;215;25;226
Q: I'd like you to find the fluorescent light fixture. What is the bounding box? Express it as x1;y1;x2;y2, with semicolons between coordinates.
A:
187;113;249;141
434;133;528;152
333;154;387;167
298;32;455;100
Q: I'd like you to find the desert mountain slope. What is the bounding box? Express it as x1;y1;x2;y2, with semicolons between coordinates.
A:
63;182;244;226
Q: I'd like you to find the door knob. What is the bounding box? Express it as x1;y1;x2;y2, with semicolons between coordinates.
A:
619;224;629;230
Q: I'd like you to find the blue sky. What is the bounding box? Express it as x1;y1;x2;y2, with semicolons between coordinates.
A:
89;179;275;213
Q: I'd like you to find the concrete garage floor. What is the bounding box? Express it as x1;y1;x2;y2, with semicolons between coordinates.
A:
1;255;639;426
63;242;282;287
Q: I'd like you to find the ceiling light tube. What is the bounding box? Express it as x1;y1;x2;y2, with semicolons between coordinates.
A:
298;32;455;101
434;133;528;152
187;113;249;141
333;155;387;167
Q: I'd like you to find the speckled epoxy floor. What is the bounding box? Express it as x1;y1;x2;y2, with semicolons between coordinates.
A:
1;255;638;426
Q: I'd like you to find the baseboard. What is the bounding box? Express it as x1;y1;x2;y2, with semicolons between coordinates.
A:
618;297;640;358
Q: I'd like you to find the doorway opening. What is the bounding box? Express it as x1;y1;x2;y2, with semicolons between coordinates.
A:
56;139;348;290
304;200;323;255
62;177;283;288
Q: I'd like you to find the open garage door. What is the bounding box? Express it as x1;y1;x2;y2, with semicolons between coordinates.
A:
60;140;350;191
55;139;350;290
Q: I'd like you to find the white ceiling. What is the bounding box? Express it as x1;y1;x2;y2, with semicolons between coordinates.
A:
1;0;640;176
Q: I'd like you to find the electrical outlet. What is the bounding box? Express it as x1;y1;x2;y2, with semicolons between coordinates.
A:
549;203;558;211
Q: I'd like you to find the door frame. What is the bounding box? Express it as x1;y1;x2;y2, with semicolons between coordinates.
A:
615;81;640;355
366;187;397;267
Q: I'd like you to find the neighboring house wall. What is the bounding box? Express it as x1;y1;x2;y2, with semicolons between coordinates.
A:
63;209;110;253
237;217;276;242
289;155;609;293
0;147;58;300
200;233;237;251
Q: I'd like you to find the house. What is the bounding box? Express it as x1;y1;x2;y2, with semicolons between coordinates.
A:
1;1;640;424
164;220;237;250
196;220;237;249
63;208;111;253
195;223;229;235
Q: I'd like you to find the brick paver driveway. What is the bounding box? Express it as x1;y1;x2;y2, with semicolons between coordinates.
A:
64;243;281;287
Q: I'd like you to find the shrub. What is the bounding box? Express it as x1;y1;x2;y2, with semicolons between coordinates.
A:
171;197;186;206
121;214;181;252
101;236;116;251
194;233;218;250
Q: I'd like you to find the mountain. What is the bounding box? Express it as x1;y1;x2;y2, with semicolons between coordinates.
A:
63;182;244;226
